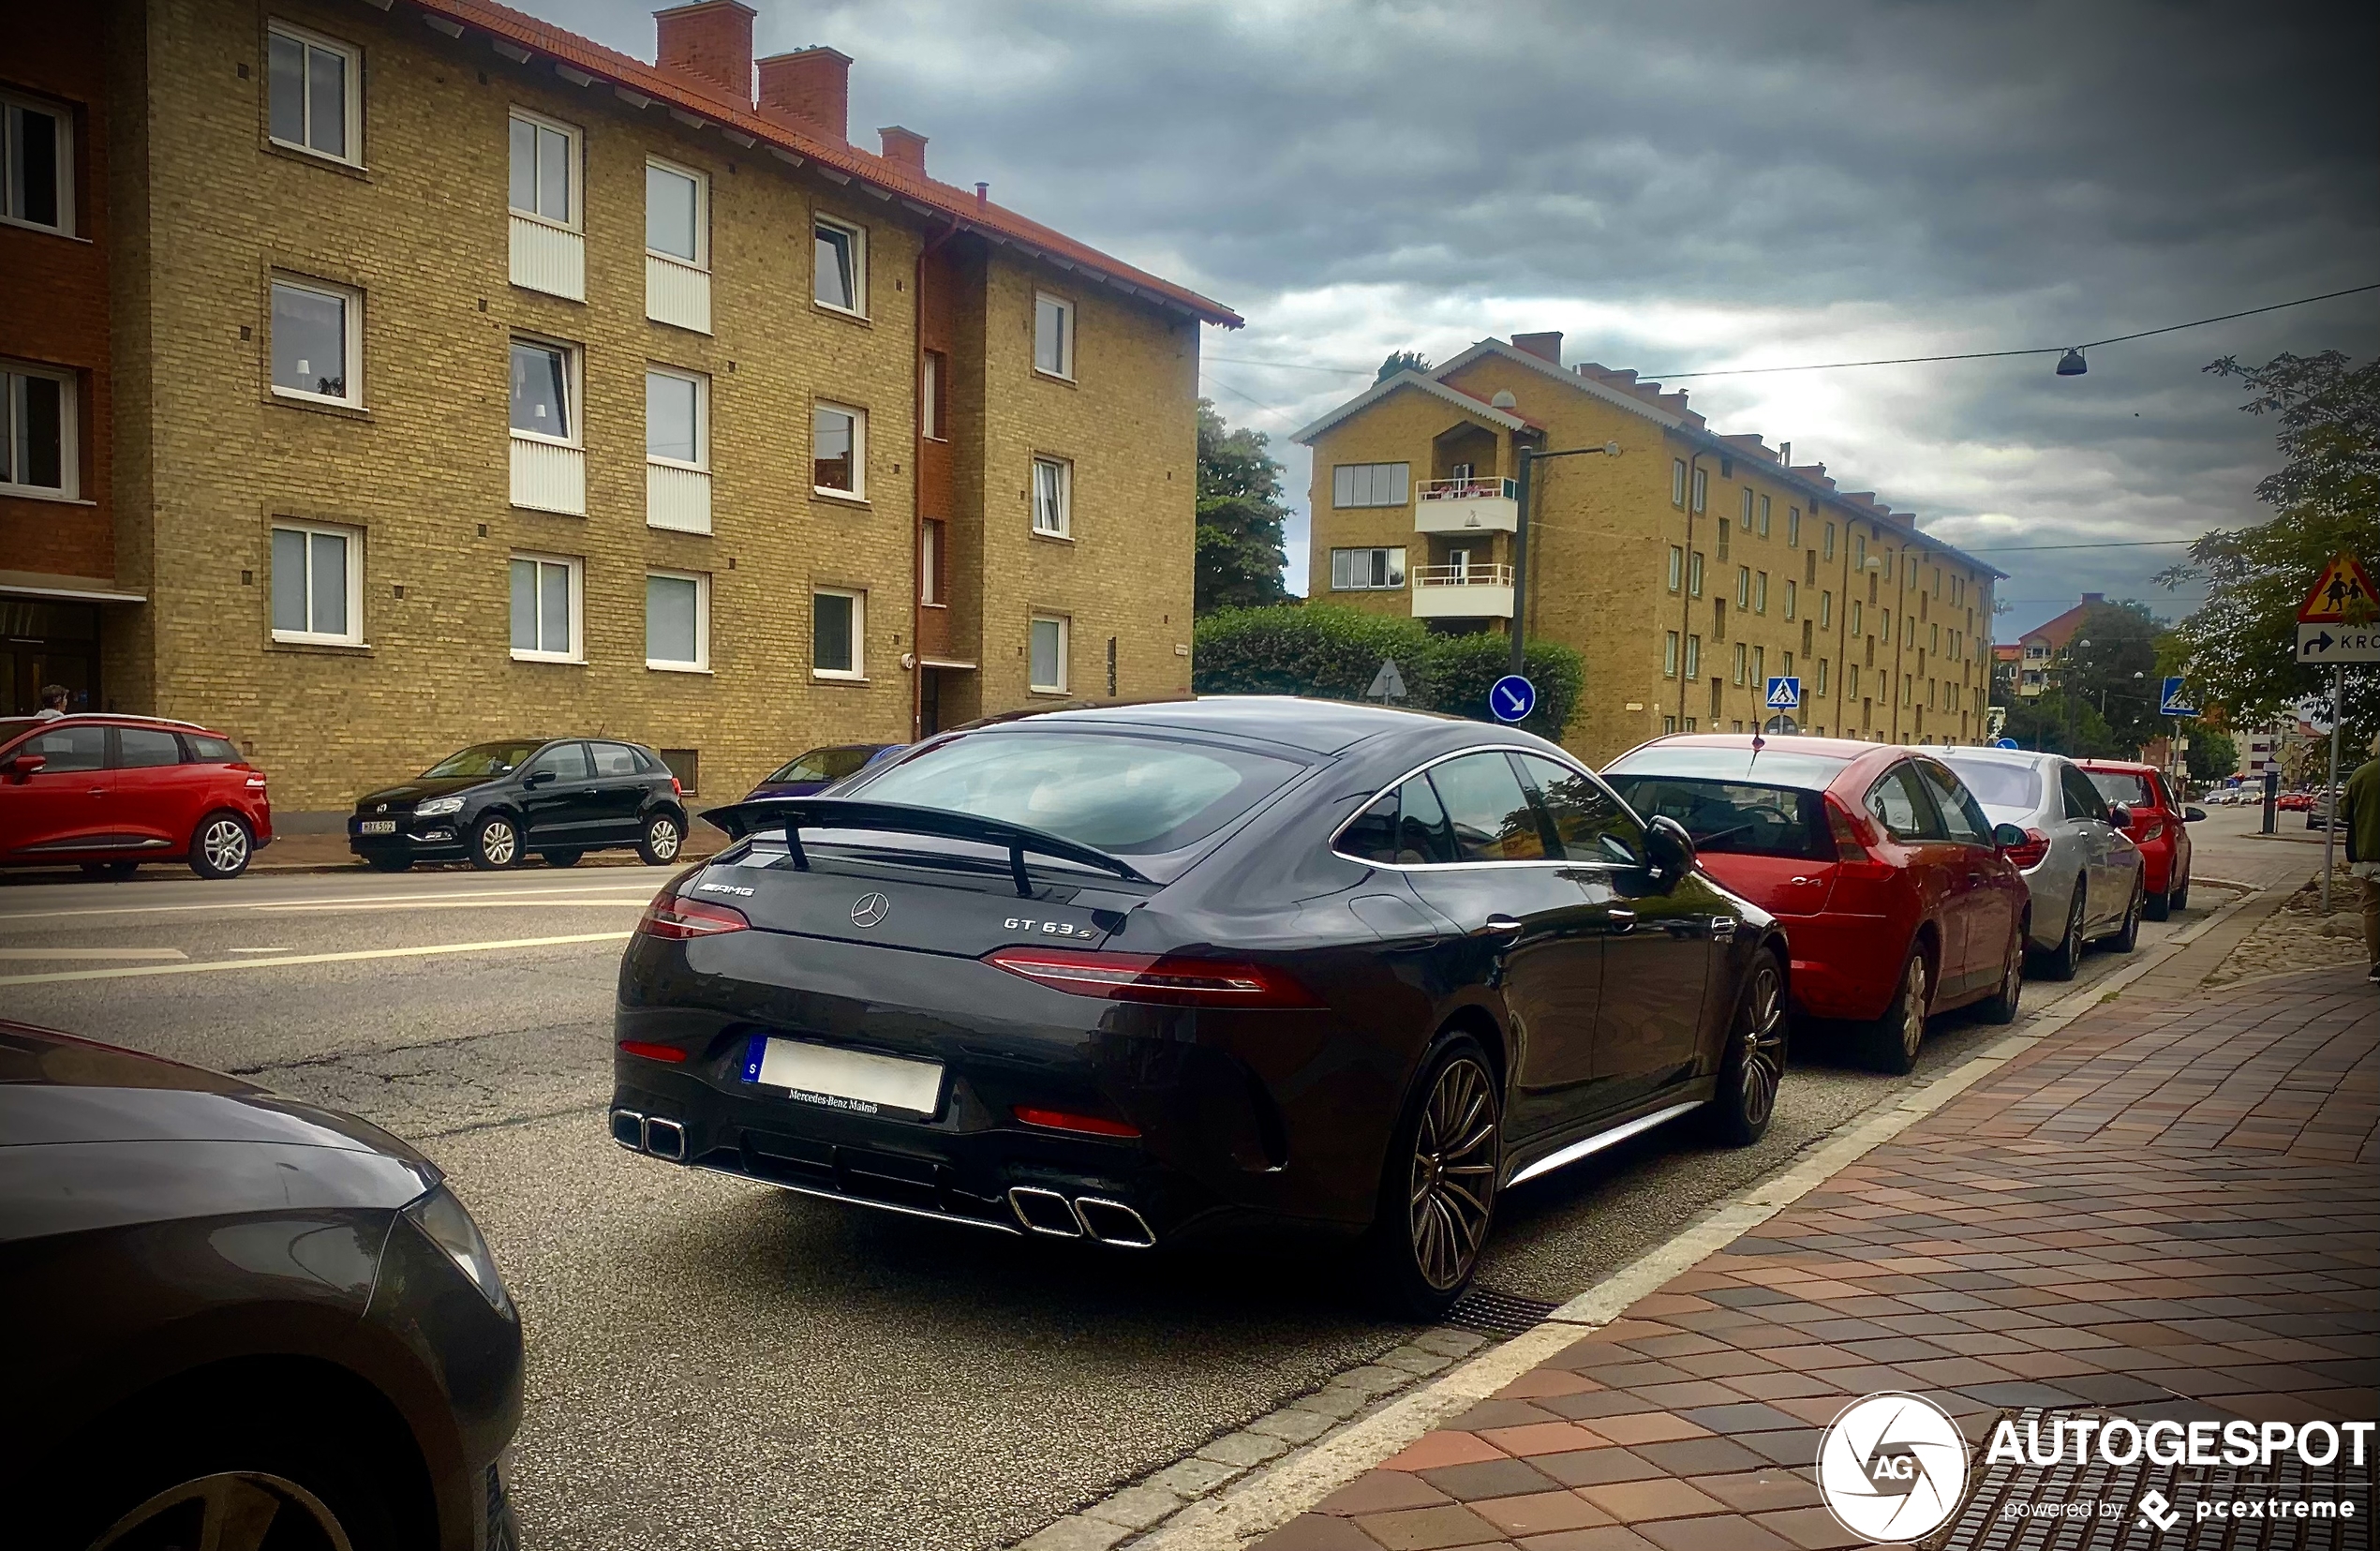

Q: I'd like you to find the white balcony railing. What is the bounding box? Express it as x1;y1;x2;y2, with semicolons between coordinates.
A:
646;253;711;334
510;437;586;515
1419;477;1517;501
1414;476;1520;534
1411;561;1514;619
510;215;585;302
646;461;712;533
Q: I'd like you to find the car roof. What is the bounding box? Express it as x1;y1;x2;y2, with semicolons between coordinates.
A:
971;694;1470;755
2074;758;2159;774
1626;732;1884;760
1936;746;2060;768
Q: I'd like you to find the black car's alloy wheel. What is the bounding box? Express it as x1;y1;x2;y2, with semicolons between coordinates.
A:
1709;954;1786;1145
2033;886;2086;981
189;813;253;880
1371;1037;1501;1318
638;813;683;865
91;1470;358;1551
471;815;520;871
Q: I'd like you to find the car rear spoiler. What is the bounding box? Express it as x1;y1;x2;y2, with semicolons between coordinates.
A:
699;798;1151;897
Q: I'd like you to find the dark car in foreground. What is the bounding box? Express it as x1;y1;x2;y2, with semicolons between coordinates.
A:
0;714;273;879
745;742;904;799
609;697;1788;1315
350;738;689;872
0;1022;522;1551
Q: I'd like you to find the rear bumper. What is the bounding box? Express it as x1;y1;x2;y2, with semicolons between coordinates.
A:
1773;912;1899;1022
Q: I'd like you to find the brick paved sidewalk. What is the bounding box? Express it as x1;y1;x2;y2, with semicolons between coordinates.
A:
1258;966;2378;1551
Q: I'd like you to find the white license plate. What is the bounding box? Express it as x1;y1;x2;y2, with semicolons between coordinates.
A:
741;1036;943;1118
359;820;397;834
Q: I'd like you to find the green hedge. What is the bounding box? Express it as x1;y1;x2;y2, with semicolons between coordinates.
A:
1191;605;1584;741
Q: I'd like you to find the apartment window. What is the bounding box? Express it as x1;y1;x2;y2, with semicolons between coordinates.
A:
812;588;864;679
645;159;705;265
645;571;708;671
1684;718;1698;732
1666;545;1683;592
1332;462;1410;508
1733;642;1748;686
2;91;72;234
813;403;863;496
269;276;361;406
1330;546;1406;590
1683;634;1701;679
1735;567;1750;608
1690;466;1707;513
1761;495;1775;537
1034;292;1076;380
1671;458;1687;506
508;553;581;662
270;520;363;645
267;22;360;164
1816;659;1829;695
1032;455;1072;537
1787;507;1801;547
509;338;574;442
1663;716;1678;735
1688;551;1704;598
921;350;946;441
1821;590;1833;628
1755;572;1769;614
1717;517;1731;560
1740;488;1753;526
1854;532;1867;570
1;363;73;496
1663;631;1679;678
813;216;865;314
1849;664;1861;697
1784;579;1797;619
646;367;706;468
1753;646;1765;686
1781;650;1793;678
920;518;945;604
1030;614;1069;693
506;111;575;227
1823;522;1836;559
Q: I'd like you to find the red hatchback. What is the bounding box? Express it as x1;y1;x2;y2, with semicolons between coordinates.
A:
0;715;273;879
1604;735;2030;1073
2075;760;2201;919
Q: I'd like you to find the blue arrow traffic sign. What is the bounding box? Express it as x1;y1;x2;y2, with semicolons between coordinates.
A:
1993;737;2020;750
2159;676;2198;716
1490;674;1537;723
1764;676;1801;710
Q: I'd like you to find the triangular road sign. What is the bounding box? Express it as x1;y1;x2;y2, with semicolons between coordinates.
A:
2298;552;2378;623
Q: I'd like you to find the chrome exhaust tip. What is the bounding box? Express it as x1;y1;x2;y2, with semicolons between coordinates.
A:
1007;1186;1085;1237
645;1116;687;1161
609;1108;647;1151
1074;1197;1155;1248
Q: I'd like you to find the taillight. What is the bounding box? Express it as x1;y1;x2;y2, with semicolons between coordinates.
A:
2002;828;2051;870
670;776;683;798
1822;794;1876;862
245;775;268;788
983;947;1320;1008
1013;1105;1140;1138
2137;821;2164;843
636;896;750;939
617;1040;689;1063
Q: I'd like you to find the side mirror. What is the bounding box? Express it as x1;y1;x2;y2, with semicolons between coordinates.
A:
7;752;45;781
1644;814;1695;888
522;768;554;788
2105;803;2132;828
1993;822;2027;849
2184;807;2206;822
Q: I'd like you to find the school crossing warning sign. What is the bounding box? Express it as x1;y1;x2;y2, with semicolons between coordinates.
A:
2298;553;2378;623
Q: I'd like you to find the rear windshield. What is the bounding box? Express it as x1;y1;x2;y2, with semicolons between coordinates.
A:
1607;776;1835;861
2087;770;2155;808
844;730;1302;857
767;746;877;784
423;741;543;779
1937;757;2042;811
1603;746;1852;789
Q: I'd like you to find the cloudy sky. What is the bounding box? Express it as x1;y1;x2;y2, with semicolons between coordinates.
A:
554;0;2376;636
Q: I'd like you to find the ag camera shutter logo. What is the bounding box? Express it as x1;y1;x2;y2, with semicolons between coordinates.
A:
1817;1392;1970;1543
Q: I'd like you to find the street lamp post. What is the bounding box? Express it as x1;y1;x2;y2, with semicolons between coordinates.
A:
1509;440;1622;679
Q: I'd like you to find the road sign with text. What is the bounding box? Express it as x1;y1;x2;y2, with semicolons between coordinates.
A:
2297;622;2380;664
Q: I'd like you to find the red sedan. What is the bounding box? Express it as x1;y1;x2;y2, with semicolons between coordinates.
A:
2075;760;2202;918
1604;735;2030;1074
0;714;273;878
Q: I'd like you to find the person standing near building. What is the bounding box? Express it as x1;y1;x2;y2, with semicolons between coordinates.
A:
31;684;69;721
2349;733;2380;984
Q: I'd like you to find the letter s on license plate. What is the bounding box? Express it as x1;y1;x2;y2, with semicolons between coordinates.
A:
359;820;397;834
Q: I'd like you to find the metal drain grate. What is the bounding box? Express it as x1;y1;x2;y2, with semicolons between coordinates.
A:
1441;1286;1561;1339
1927;1407;2376;1550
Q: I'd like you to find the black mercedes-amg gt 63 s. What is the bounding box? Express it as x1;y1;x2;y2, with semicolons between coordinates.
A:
610;697;1787;1315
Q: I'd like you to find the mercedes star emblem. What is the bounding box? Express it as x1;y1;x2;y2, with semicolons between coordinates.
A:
850;892;891;929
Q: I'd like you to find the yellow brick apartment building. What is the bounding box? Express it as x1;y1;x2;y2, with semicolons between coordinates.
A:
1296;334;2003;765
9;0;1235;807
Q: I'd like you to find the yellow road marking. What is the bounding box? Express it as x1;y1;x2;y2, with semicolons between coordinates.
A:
0;932;634;986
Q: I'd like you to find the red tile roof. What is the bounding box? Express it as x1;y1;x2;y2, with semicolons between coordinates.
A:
411;0;1242;326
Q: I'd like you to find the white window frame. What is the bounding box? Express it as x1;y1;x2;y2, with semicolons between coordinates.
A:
268;275;364;409
1332;463;1410;508
644;569;710;673
1663;631;1679;678
921;350;945;441
507;108;580;231
1735;567;1750;609
812;401;866;500
1029;614;1070;693
1690;466;1707;514
811;586;865;680
1787;507;1801;547
1671;458;1686;507
1784;579;1797;619
1032;455;1072;538
812;215;867;317
1688;551;1703;598
644;156;707;269
1;88;75;237
265;21;363;169
0;360;79;500
1739;488;1753;525
1684;634;1701;679
270;518;365;646
508;551;583;664
1755;571;1768;614
1666;545;1683;592
509;335;580;447
1329;546;1406;591
645;365;708;470
1034;291;1076;380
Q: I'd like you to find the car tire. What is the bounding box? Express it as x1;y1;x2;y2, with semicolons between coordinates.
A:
1976;923;2025;1024
364;853;413;873
2169;872;2189;913
470;813;521;871
637;811;685;866
67;1407;404;1551
1363;1034;1501;1320
2144;887;2171;922
187;813;253;880
542;849;584;868
2106;878;2143;954
2030;886;2086;981
1859;947;1930;1075
81;860;139;879
1706;952;1787;1146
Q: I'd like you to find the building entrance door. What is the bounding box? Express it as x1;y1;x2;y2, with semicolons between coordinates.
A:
1;600;101;715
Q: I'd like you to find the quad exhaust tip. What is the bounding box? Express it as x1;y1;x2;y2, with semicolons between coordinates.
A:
1005;1187;1155;1247
609;1108;688;1161
1073;1197;1156;1248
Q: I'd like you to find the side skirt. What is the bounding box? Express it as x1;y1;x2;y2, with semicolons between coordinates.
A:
1507;1091;1713;1187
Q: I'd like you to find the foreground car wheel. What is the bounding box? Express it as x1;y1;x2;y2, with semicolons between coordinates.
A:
2031;886;2085;981
1976;924;2025;1024
2169;872;2189;912
637;812;684;865
1368;1036;1500;1319
2144;885;2171;922
188;813;253;880
1860;948;1929;1075
92;1470;368;1551
470;815;520;871
1707;954;1786;1146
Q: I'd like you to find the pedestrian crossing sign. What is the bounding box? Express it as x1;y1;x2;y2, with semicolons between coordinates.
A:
1765;676;1801;710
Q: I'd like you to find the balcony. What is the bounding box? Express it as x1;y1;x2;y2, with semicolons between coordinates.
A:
646;253;711;334
510;437;585;515
1414;476;1518;534
1411;561;1514;619
646;462;711;533
509;215;585;302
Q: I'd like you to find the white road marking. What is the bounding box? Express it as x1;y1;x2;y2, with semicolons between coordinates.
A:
0;882;665;923
226;947;294;953
0;947;189;961
0;932;634;986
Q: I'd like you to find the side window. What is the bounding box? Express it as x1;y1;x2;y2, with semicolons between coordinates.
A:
1866;762;1945;842
2060;766;2108;822
1426;753;1548;863
182;734;243;763
1915;761;1991;845
1339;773;1457;866
114;727;183;768
591;742;641;779
1516;753;1641;865
527;742;592;783
24;723;107;772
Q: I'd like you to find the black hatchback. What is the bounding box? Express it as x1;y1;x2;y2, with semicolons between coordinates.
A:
350;738;689;872
609;697;1788;1316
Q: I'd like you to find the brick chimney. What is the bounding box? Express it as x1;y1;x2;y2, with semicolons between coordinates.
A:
2082;591;2105;604
654;1;756;104
1511;331;1563;364
879;126;926;173
756;47;852;142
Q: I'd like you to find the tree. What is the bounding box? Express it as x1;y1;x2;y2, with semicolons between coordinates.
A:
2160;350;2380;744
2184;725;2238;782
1194;399;1291;616
2000;689;2118;758
1376;350;1430;382
2061;600;2164;753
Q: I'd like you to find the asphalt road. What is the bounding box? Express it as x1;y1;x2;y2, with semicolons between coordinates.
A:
0;808;2314;1550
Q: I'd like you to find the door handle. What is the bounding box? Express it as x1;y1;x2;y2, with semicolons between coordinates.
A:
88;787;107;798
1477;915;1523;937
1606;907;1637;932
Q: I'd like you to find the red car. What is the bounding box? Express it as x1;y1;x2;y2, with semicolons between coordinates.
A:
2075;759;2202;918
1604;735;2030;1073
0;714;273;879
